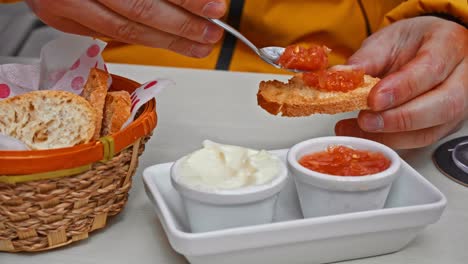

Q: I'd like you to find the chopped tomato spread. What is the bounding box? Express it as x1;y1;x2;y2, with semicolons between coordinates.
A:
302;69;365;92
298;145;391;176
277;44;329;71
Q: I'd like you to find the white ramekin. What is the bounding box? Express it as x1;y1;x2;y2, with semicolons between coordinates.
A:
170;154;288;233
287;136;401;218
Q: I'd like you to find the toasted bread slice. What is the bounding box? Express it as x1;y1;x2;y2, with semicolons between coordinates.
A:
81;68;109;139
0;90;96;150
101;91;131;136
257;74;380;116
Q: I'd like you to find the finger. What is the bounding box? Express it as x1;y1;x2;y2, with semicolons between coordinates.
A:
351;22;466;111
36;16;104;38
25;0;102;37
335;118;462;149
367;36;465;111
358;61;467;132
345;22;423;77
53;0;214;57
166;0;226;18
97;0;223;44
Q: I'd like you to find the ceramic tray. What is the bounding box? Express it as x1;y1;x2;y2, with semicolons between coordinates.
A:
143;149;446;264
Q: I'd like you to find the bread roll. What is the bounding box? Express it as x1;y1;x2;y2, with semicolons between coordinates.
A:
101;91;131;136
81;68;109;140
0;90;96;149
257;74;380;116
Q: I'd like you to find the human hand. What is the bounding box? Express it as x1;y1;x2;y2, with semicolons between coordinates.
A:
25;0;226;57
335;16;467;149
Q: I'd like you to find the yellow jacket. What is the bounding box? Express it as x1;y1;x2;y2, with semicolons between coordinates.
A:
3;0;467;73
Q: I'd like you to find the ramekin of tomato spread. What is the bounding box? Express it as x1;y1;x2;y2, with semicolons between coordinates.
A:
287;136;401;218
298;145;391;176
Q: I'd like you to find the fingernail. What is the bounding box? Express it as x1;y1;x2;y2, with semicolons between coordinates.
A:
335;124;363;138
335;120;357;136
190;44;212;58
360;112;384;132
202;1;226;18
448;122;463;135
335;123;344;135
375;89;394;110
203;23;223;43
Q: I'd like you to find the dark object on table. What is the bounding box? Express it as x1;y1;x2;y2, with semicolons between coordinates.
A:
433;136;468;187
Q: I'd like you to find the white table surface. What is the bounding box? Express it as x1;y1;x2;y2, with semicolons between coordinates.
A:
1;62;467;264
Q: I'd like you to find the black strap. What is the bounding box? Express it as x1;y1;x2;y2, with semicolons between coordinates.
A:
357;0;372;36
215;0;245;70
423;13;467;28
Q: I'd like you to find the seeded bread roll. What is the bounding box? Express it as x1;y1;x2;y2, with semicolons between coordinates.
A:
257;74;380;116
81;68;109;140
101;91;131;136
0;90;96;150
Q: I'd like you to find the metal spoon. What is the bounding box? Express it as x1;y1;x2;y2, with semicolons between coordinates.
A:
208;18;300;72
452;140;468;174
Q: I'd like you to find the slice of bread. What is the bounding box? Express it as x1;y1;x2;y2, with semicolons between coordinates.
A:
81;68;109;140
0;90;96;150
257;74;380;116
101;91;131;136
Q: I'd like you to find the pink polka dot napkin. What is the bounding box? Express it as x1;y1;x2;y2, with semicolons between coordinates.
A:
0;34;107;98
0;34;174;150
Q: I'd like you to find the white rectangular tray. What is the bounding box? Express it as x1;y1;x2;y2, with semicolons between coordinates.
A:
143;149;446;264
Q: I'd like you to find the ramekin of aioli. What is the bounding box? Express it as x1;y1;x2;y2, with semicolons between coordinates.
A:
171;140;288;232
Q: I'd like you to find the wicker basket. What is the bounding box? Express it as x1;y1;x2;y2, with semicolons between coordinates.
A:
0;75;157;252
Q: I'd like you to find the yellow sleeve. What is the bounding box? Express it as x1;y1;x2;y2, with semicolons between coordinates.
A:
382;0;468;27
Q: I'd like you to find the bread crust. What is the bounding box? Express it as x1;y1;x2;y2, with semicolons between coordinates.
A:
257;74;380;116
0;90;96;149
101;91;131;136
81;68;109;139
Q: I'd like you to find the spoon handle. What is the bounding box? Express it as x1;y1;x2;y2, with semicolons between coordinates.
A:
207;18;259;55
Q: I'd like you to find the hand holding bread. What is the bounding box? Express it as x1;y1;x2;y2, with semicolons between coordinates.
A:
335;17;467;149
258;17;467;149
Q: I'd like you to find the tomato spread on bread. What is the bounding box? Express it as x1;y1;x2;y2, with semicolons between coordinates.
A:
298;145;391;176
302;69;365;92
277;45;330;71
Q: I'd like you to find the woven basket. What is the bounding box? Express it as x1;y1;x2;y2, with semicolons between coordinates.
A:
0;75;157;252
